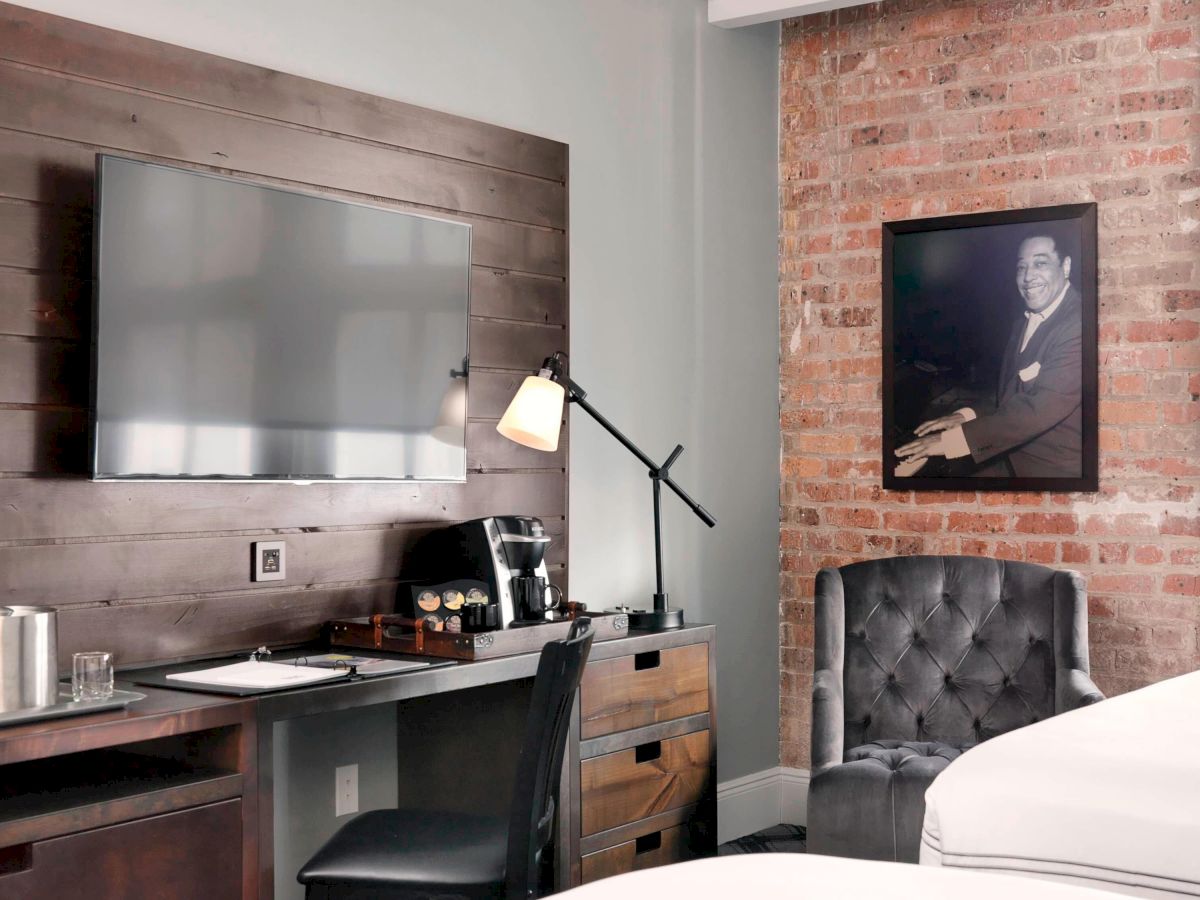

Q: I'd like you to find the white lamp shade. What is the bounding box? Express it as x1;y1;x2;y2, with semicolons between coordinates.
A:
496;375;565;451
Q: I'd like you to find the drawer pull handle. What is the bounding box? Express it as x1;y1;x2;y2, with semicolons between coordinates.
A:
634;741;662;763
0;844;31;877
635;832;662;855
634;651;660;671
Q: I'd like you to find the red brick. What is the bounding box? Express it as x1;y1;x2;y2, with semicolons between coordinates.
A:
1147;27;1192;50
1161;515;1200;537
883;512;945;533
946;512;1010;533
1133;545;1165;565
1014;513;1078;535
1119;87;1195;114
1100;401;1159;424
1090;573;1156;594
1163;574;1200;596
1025;541;1058;563
825;507;881;529
1099;542;1131;564
1062;541;1092;563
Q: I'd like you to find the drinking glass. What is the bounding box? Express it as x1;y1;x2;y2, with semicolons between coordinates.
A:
72;651;114;701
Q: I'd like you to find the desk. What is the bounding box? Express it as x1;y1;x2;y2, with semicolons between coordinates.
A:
0;625;716;899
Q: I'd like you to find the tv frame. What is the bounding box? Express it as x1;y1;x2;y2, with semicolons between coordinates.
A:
89;154;472;484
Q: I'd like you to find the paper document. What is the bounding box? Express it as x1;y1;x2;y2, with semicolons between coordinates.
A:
166;660;346;689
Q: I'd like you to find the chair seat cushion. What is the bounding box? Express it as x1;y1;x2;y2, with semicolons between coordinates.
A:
845;739;968;775
807;741;970;862
298;808;507;894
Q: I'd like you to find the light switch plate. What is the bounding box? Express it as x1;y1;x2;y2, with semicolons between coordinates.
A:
252;540;286;582
335;764;359;817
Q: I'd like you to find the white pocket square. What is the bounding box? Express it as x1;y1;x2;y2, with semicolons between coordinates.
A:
1018;361;1041;382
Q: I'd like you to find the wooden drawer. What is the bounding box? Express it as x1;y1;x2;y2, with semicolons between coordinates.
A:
0;799;242;899
580;643;709;739
580;730;711;836
581;823;697;883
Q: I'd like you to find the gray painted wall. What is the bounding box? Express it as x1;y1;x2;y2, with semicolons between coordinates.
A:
16;0;781;890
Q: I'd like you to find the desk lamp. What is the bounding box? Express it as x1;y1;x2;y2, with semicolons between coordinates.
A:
496;351;715;630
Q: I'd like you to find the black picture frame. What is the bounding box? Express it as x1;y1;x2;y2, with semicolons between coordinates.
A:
882;204;1098;493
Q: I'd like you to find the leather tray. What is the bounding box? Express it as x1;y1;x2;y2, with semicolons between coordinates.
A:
329;611;629;661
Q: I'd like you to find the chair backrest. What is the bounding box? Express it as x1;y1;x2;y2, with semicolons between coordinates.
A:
504;618;594;900
835;556;1071;749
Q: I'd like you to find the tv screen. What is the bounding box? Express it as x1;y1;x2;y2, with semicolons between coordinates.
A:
92;155;470;481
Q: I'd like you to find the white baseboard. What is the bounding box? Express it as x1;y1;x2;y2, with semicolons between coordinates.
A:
716;766;810;844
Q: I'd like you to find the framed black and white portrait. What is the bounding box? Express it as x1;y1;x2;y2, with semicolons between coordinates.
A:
883;204;1098;492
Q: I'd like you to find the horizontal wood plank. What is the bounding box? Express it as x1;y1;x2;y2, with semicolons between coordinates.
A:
56;560;567;669
0;63;565;229
0;407;87;472
0;269;87;339
0;2;566;182
0;336;85;405
471;268;566;325
470;319;563;371
0;472;565;541
467;421;565;472
0;202;89;275
0;520;567;607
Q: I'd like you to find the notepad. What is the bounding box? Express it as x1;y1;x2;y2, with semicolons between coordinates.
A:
166;660;346;690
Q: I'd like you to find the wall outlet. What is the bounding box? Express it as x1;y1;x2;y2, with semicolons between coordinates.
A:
251;540;286;582
334;764;359;817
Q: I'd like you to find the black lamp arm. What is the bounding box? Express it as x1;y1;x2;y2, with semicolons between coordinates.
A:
540;351;715;528
568;391;716;529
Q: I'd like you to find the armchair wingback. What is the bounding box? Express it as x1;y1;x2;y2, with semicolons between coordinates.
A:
808;556;1102;862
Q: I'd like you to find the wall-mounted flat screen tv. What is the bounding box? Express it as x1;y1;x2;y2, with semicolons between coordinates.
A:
92;155;470;482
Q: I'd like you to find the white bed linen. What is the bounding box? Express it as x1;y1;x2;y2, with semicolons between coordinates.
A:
559;854;1120;899
922;669;1200;897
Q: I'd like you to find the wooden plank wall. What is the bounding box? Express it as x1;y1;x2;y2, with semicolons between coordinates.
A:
0;3;569;669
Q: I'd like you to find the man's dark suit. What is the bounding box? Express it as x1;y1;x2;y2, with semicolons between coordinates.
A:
962;284;1083;478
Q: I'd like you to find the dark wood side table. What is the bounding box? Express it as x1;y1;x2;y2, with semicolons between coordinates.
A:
0;687;257;899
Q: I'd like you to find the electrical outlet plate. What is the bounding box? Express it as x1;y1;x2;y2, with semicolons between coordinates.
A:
252;540;286;582
335;764;359;817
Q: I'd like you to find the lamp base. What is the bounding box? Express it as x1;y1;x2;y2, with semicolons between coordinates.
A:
624;606;684;631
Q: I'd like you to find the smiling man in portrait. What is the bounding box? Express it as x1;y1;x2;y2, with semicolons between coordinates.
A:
895;229;1084;479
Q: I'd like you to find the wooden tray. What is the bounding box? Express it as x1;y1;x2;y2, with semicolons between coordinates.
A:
328;612;629;661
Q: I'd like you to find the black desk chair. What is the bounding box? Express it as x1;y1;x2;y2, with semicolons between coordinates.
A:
298;619;594;900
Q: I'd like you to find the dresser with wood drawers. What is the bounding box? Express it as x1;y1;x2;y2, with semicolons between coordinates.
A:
566;624;717;886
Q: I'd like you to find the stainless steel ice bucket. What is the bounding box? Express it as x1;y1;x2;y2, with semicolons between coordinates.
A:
0;606;59;712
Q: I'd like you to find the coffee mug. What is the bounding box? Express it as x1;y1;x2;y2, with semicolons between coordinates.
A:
512;576;562;620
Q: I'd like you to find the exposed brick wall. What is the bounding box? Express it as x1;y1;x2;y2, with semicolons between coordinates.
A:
779;0;1199;769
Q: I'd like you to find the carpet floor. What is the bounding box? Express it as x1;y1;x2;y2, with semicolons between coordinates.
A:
717;824;807;855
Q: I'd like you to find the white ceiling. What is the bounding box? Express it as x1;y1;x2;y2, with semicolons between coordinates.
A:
708;0;871;28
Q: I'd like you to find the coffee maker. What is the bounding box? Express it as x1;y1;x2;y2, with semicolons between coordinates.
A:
411;516;561;627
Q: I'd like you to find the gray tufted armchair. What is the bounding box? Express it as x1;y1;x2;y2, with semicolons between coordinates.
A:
807;556;1104;862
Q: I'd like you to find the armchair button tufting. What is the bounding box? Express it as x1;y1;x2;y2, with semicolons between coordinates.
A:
944;673;952;683
973;719;981;729
887;672;896;682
